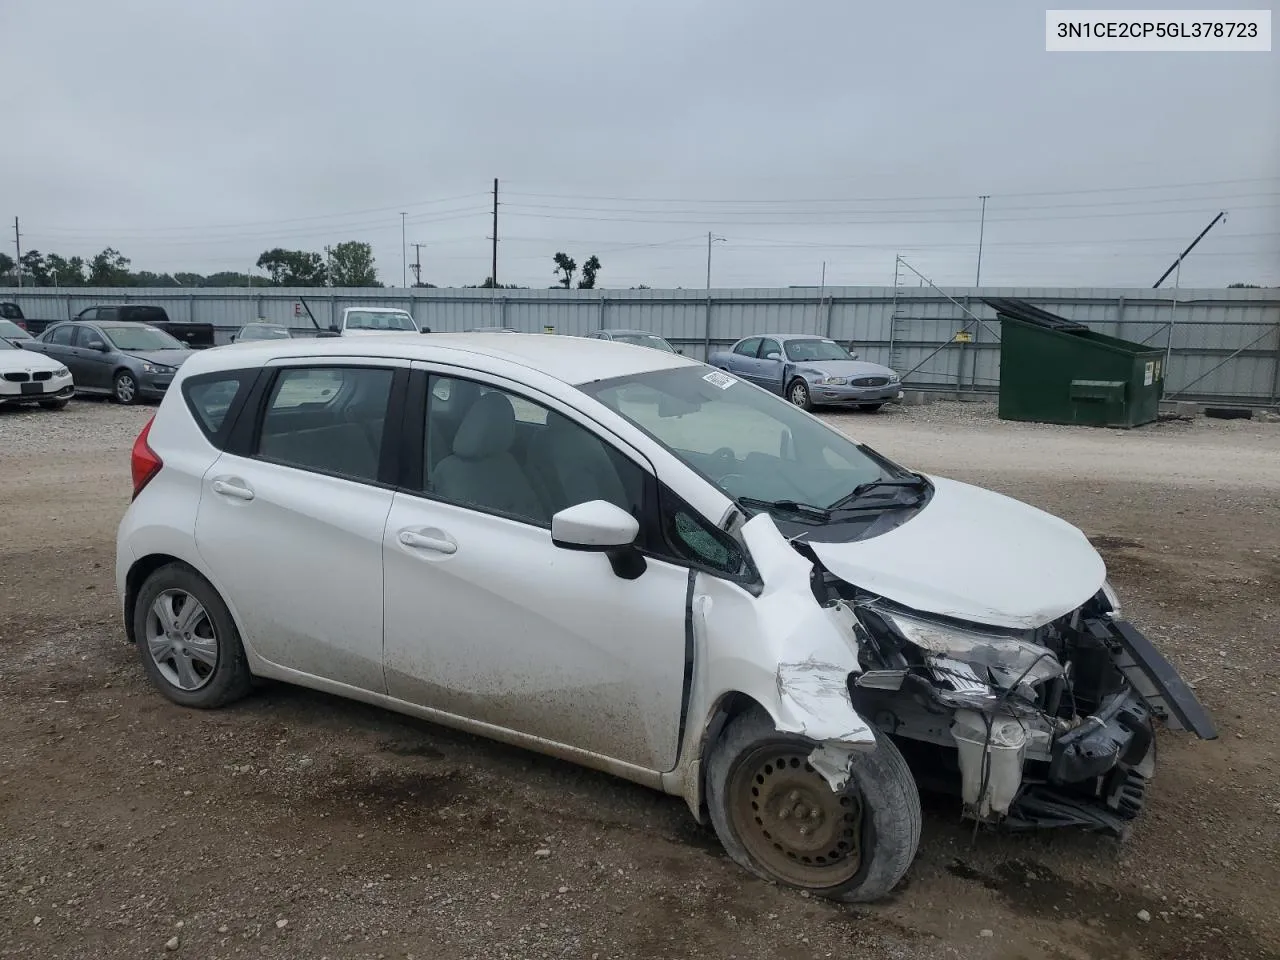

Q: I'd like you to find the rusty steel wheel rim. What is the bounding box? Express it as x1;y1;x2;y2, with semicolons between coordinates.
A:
728;744;864;888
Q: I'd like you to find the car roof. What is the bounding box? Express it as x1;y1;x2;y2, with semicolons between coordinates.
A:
741;333;835;343
197;332;696;386
602;329;667;338
346;306;412;312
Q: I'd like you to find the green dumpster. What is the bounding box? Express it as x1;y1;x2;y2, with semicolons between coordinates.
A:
985;298;1165;428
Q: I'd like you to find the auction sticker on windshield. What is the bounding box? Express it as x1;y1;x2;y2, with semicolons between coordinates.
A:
703;370;737;390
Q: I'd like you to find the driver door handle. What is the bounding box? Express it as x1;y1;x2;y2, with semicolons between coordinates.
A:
398;529;457;555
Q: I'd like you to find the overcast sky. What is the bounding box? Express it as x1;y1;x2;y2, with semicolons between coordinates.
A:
3;0;1277;289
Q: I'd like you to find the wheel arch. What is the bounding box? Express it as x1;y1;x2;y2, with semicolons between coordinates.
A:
124;553;191;643
679;690;772;824
124;553;250;652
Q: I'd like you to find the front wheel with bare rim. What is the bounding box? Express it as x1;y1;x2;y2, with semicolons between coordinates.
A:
706;709;920;902
133;563;253;709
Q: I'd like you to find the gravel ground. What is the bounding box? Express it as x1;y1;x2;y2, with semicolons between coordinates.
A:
1;396;1278;960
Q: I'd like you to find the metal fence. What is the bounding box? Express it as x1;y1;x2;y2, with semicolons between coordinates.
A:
7;285;1279;405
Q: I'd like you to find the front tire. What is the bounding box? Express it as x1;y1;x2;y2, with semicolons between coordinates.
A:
133;563;253;709
787;378;813;411
113;370;139;405
706;709;920;903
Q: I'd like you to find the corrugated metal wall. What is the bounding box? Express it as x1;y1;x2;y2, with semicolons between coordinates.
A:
7;286;1278;403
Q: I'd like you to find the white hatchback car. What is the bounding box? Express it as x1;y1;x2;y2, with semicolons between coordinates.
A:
116;333;1214;902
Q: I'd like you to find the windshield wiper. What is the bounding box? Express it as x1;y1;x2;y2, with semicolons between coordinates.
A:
736;496;831;521
828;474;929;511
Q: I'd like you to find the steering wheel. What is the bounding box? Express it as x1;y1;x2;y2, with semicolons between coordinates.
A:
717;473;751;496
710;446;737;468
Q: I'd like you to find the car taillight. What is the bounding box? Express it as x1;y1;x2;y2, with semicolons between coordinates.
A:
130;416;163;500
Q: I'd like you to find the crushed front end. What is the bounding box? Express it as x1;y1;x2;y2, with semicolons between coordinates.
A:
820;575;1218;836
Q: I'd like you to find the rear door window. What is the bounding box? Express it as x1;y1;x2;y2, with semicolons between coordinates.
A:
255;366;396;483
47;324;76;346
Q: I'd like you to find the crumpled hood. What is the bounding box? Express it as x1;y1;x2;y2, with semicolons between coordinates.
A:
809;476;1105;629
797;359;897;379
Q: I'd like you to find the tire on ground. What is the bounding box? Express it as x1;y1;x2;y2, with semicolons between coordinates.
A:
705;707;921;903
133;562;254;709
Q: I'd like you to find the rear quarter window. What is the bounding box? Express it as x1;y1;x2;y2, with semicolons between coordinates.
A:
183;371;253;446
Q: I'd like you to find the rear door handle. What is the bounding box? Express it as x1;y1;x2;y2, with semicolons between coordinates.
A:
398;529;457;555
211;478;255;501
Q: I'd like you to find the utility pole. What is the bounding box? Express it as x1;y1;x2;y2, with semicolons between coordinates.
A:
490;178;499;287
1153;211;1227;288
705;232;725;289
975;195;989;287
13;217;22;289
411;243;424;286
324;245;333;287
400;212;407;288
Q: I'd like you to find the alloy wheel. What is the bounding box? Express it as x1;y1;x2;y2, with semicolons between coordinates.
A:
144;589;218;691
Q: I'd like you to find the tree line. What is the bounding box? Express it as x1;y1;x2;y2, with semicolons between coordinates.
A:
0;244;619;289
0;242;387;289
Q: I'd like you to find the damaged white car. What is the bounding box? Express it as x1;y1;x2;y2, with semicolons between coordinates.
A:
116;334;1216;903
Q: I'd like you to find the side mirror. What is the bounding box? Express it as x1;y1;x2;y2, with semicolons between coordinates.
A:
764;352;782;361
675;348;684;355
89;341;109;352
420;326;431;334
330;324;341;333
551;500;645;579
850;353;860;360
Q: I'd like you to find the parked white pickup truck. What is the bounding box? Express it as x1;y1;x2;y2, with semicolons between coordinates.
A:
326;306;425;337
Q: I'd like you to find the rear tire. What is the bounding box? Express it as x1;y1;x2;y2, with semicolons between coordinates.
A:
39;399;69;411
706;709;920;903
113;370;139;405
133;563;253;709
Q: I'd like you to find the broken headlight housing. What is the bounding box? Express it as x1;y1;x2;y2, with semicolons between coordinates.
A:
871;607;1064;702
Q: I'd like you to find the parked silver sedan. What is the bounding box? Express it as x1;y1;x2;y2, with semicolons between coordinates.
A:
709;334;902;411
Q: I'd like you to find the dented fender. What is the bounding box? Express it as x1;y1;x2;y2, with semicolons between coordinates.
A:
667;513;877;812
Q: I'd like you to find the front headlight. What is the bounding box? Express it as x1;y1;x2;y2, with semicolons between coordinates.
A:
141;362;174;375
887;370;900;383
874;607;1064;690
54;365;69;377
817;376;848;385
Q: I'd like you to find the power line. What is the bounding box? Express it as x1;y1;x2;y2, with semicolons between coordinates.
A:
497;203;1280;228
501;176;1280;205
35;192;490;235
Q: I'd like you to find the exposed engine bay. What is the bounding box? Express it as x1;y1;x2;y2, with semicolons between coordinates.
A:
806;561;1219;836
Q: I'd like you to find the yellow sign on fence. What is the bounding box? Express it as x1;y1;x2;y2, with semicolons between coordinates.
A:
953;331;974;343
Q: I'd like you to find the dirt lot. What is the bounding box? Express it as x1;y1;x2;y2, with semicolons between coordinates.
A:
2;398;1278;960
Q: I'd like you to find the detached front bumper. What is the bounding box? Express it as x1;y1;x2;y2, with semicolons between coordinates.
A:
958;617;1214;836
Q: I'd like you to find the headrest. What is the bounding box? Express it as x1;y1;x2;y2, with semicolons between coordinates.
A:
451;391;516;459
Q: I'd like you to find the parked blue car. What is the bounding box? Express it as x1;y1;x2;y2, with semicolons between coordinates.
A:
708;333;902;411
